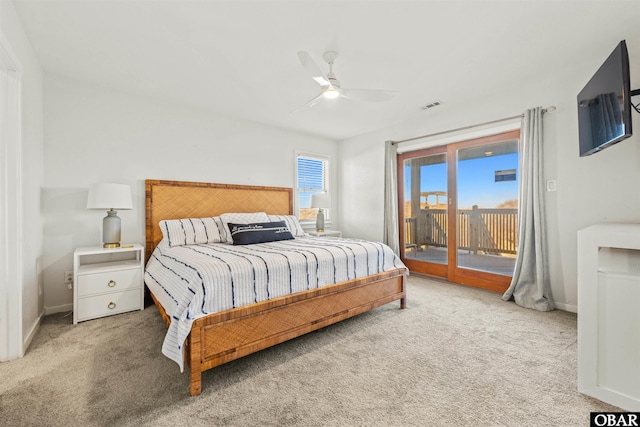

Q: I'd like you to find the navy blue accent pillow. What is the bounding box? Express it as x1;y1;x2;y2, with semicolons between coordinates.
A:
228;221;295;245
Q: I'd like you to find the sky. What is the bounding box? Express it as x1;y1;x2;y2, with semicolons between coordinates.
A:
404;152;519;209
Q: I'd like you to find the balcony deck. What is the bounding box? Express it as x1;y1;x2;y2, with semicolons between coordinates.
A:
404;246;516;277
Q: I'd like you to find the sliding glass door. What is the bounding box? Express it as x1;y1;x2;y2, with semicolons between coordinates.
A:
398;130;520;292
400;148;449;278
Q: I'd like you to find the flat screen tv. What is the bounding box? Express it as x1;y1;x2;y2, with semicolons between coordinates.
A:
577;40;632;157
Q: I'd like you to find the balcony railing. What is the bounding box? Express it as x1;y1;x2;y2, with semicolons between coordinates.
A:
404;206;518;255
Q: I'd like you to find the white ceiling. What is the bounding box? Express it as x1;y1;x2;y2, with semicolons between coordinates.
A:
12;0;640;140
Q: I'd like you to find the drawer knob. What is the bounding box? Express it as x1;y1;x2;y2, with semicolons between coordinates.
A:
107;280;116;288
107;301;116;310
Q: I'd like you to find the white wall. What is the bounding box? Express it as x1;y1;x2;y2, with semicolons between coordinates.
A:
43;74;338;313
0;0;45;355
339;35;640;313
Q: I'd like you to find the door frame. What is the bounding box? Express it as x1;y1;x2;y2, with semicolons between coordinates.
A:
0;33;24;361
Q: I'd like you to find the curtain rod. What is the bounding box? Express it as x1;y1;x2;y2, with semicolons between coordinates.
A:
390;106;556;145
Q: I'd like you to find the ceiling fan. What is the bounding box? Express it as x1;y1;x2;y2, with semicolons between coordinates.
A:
295;50;397;111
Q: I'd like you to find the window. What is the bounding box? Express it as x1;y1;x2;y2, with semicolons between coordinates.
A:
296;153;329;222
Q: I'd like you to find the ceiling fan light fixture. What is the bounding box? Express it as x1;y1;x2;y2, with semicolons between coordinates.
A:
295;50;397;111
323;86;340;99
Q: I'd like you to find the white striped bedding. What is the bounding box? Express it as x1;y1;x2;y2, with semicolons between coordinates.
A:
144;236;407;370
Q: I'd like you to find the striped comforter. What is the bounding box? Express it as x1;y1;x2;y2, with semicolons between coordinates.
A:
144;236;407;370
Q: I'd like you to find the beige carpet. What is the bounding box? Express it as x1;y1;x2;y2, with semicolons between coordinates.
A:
0;275;619;426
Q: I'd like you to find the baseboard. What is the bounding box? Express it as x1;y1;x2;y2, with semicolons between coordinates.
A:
21;311;44;356
554;301;577;313
44;303;73;316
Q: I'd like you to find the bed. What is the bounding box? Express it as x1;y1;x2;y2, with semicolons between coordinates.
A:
144;179;407;396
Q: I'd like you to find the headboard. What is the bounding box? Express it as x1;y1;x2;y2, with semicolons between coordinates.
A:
145;180;294;260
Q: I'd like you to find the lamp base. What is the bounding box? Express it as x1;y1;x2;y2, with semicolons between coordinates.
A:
316;209;325;233
103;209;122;249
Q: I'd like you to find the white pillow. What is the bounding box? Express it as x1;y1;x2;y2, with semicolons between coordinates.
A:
220;212;270;244
267;215;306;237
160;217;226;247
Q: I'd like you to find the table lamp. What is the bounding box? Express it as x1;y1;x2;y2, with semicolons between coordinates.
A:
310;193;331;232
87;183;133;248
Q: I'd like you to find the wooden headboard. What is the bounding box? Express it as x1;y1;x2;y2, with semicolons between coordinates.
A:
145;180;293;260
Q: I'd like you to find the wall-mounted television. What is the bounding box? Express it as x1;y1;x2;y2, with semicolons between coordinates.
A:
577;40;633;157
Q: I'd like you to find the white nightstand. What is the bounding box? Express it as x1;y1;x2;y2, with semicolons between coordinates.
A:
307;230;342;238
73;244;144;324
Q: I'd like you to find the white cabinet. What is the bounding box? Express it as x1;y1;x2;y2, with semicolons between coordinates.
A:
73;244;144;324
577;223;640;411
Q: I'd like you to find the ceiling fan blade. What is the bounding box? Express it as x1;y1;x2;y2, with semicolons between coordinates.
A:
297;51;330;87
290;93;324;113
340;89;397;103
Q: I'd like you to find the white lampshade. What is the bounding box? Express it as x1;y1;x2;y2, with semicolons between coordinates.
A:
310;193;331;210
87;183;133;210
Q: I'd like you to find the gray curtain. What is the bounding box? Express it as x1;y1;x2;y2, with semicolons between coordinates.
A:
502;107;555;311
383;140;400;254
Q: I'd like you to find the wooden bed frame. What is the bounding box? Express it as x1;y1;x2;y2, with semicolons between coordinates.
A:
145;179;407;396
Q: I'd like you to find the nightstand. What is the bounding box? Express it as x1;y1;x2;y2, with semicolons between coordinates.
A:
307;230;342;238
73;244;144;324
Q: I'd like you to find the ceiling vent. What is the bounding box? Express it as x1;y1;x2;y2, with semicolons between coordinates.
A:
421;101;442;110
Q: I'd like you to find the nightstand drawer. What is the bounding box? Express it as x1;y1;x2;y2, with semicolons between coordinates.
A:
76;288;141;321
77;268;141;297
